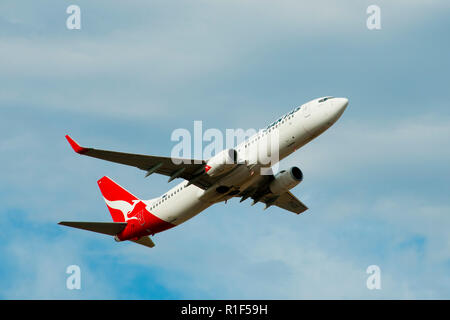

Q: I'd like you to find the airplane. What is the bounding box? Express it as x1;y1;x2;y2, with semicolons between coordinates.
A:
59;96;348;248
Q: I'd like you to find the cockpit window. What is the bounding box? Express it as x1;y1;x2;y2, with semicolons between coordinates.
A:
318;97;334;103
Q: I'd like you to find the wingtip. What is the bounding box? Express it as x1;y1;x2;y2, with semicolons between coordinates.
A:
65;134;88;154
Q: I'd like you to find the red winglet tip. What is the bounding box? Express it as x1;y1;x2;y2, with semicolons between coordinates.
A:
97;176;109;185
65;134;88;154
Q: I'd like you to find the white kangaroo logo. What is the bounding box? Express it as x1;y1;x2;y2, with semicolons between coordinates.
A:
103;198;140;222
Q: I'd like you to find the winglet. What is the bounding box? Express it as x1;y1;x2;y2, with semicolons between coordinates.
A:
65;135;89;154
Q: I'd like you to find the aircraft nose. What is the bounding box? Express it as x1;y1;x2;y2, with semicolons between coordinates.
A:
332;97;348;118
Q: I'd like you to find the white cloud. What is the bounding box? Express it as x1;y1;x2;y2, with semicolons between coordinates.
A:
1;0;448;120
0;227;118;299
103;206;429;299
282;114;450;180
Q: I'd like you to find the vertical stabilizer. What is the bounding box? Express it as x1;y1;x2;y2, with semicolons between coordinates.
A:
97;176;140;222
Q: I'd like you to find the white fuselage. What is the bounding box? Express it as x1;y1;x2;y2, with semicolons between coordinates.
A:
143;97;348;227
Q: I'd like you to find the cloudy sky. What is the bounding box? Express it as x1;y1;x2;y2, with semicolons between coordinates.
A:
1;0;449;299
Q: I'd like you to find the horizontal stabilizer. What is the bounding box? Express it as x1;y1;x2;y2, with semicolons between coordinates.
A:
132;236;155;248
58;221;127;236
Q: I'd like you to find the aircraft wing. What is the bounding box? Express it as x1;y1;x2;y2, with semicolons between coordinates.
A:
259;191;308;214
65;135;220;189
236;172;308;215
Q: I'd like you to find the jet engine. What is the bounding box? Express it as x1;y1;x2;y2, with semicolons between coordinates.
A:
269;166;303;194
205;149;238;177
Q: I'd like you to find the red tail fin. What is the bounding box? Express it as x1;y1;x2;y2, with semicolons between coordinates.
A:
97;176;140;223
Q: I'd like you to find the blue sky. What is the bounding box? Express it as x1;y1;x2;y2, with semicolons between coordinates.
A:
1;0;449;299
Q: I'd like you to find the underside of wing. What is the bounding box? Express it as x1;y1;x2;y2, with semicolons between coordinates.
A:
65;135;220;189
235;172;308;215
132;236;155;248
261;191;308;214
58;221;128;235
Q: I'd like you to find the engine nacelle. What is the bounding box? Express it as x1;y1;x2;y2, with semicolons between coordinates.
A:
205;149;238;177
269;166;303;194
